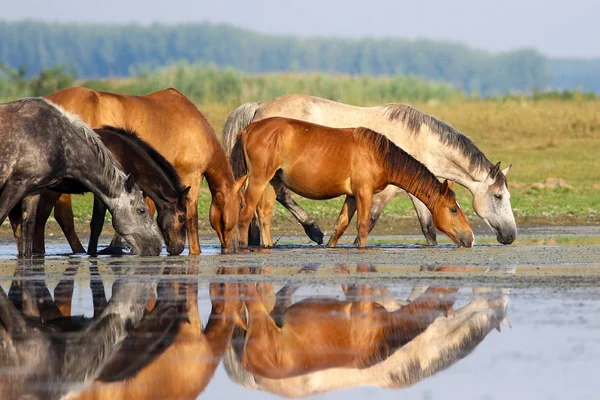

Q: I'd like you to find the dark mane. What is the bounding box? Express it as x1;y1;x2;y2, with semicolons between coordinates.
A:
100;125;184;194
352;127;443;206
380;103;497;176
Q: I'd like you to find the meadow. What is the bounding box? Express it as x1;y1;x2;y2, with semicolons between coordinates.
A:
1;64;599;239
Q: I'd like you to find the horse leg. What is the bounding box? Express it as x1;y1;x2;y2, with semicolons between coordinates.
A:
408;193;437;246
239;177;273;248
326;196;357;248
256;185;277;247
184;174;202;255
90;262;108;317
355;189;373;248
0;181;29;250
31;191;59;255
353;185;397;246
20;194;41;258
8;202;23;255
54;194;87;254
275;185;324;245
87;196;107;256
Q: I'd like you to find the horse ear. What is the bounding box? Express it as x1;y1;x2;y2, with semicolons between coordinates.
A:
441;179;449;194
447;180;455;190
501;164;512;176
180;186;191;198
490;162;501;179
125;174;136;193
234;175;248;193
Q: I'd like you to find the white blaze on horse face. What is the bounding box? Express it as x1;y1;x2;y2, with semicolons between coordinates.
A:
472;169;517;245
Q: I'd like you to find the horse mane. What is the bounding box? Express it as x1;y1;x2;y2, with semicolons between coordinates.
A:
380;103;507;188
99;125;184;196
41;98;125;194
352;127;442;204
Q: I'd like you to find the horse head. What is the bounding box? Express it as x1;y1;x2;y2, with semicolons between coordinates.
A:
110;174;163;256
472;162;517;245
432;180;474;247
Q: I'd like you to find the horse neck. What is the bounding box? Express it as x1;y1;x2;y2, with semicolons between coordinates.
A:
65;138;125;211
384;147;441;211
204;144;236;196
414;124;494;189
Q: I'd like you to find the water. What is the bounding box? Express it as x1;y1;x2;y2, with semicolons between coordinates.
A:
1;231;600;400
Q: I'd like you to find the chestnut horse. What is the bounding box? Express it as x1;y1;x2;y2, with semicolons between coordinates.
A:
230;117;474;248
41;87;246;254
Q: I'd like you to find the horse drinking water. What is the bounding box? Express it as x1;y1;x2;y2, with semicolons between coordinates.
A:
223;95;516;246
24;126;190;256
230;117;474;248
0;98;162;257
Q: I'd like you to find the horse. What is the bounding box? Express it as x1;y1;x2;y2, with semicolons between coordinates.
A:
222;95;516;246
0;262;158;400
230;117;474;248
43;87;247;254
224;267;511;397
22;126;190;256
0;98;162;257
43;263;246;400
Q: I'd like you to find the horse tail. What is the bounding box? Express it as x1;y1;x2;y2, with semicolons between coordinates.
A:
222;102;260;155
229;131;248;180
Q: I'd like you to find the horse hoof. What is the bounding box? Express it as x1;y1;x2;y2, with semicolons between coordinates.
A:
304;225;324;245
96;245;130;256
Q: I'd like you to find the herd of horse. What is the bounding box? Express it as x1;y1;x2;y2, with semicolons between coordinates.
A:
0;87;517;257
0;262;510;399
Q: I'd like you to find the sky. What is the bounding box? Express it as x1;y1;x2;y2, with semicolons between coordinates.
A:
3;0;599;58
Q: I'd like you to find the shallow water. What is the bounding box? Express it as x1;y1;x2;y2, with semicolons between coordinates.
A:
1;228;600;400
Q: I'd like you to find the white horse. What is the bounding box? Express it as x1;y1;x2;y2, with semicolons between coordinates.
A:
222;95;516;246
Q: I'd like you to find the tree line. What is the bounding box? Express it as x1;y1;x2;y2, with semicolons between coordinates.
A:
0;20;572;96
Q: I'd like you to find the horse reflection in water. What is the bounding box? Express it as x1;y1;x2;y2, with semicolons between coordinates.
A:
225;265;511;398
0;261;157;400
71;263;244;400
0;261;245;400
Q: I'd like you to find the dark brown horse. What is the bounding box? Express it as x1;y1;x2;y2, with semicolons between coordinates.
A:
25;126;190;256
230;117;474;248
43;87;247;254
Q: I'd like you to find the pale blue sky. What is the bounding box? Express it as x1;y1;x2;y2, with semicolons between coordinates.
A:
3;0;598;58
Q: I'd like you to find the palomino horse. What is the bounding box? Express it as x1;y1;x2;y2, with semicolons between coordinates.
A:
230;117;474;248
19;126;190;256
223;95;516;246
0;98;162;257
0;262;158;400
224;266;511;397
43;87;247;254
41;263;245;400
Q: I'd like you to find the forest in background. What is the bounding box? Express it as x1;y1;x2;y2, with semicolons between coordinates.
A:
2;20;597;96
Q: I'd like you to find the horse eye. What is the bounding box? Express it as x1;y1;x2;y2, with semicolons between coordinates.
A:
137;207;147;214
450;207;458;214
494;194;503;200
